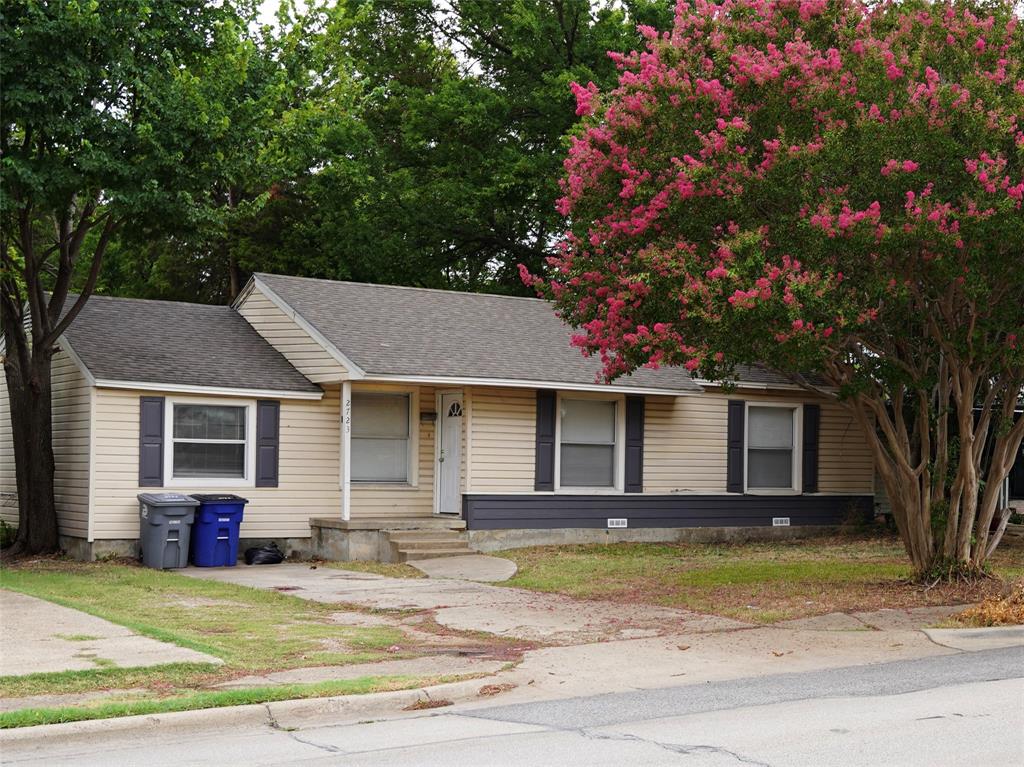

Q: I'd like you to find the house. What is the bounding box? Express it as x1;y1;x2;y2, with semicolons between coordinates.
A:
0;273;876;561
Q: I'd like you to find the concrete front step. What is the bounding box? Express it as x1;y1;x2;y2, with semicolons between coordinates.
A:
398;547;476;561
309;516;476;563
389;538;468;550
388;530;467;541
386;527;477;562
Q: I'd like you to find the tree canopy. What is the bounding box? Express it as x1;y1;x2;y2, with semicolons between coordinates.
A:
527;0;1024;575
101;0;677;301
1;0;263;552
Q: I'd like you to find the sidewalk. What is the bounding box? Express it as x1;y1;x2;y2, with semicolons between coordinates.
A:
0;590;220;676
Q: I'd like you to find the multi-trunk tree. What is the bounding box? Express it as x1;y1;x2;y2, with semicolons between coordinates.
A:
0;1;259;553
527;0;1024;577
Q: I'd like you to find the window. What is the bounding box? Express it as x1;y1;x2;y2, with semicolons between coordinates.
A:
559;398;617;488
171;404;249;480
351;393;411;482
746;405;798;491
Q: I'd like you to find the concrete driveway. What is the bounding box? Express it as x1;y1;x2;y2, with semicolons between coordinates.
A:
174;562;1018;707
180;563;745;644
0;590;220;676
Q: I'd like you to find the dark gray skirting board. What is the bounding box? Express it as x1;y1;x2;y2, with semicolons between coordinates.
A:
463;494;873;530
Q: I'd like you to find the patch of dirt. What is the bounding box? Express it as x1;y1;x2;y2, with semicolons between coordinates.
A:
403;697;452;711
478;683;516;697
397;611;543;661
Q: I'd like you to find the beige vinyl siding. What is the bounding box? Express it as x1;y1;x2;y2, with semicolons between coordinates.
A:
645;389;873;495
0;365;16;525
349;384;436;518
466;387;536;493
51;350;92;536
644;394;728;493
90;385;341;540
236;288;348;383
817;401;874;493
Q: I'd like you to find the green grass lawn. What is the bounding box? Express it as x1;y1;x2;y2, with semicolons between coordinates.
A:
0;560;440;726
499;534;1024;623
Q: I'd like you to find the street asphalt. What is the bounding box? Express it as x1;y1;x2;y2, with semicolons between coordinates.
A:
465;643;1024;730
3;646;1021;766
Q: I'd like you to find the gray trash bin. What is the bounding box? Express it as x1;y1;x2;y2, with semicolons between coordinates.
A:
137;493;200;569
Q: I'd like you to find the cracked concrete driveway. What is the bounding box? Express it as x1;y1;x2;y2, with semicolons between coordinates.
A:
180;564;746;643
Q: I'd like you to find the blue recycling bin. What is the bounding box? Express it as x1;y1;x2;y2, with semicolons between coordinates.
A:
189;494;248;567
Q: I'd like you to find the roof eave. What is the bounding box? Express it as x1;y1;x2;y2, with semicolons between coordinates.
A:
92;379;324;400
360;373;703;397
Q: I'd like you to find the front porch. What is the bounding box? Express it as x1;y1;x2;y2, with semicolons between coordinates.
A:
309;516;473;563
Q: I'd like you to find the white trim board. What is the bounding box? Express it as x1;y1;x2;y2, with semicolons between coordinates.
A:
364;374;701;398
93;380;323;400
696;377;836;394
162;396;257;489
56;335;97;386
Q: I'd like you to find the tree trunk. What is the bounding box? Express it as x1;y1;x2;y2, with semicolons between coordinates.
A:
855;384;1023;580
4;352;60;555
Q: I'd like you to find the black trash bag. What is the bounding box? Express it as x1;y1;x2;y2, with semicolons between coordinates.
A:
244;542;285;565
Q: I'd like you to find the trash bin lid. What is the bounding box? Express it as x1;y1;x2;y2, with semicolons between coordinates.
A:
137;492;200;507
189;493;249;503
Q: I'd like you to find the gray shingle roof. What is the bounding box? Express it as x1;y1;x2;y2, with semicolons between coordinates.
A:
253;273;703;394
61;295;320;395
724;365;828;388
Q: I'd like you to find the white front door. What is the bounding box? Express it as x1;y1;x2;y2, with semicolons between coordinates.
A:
436;392;463;515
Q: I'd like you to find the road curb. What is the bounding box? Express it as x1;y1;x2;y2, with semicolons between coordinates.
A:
0;675;509;745
922;625;1024;652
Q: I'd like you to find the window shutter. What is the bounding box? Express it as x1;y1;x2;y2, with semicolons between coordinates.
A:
534;390;556;491
139;397;165;487
624;396;644;493
255;400;280;488
802;404;820;493
726;400;745;493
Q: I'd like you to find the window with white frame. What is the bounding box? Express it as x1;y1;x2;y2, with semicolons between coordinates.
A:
746;405;798;491
171;404;249;479
559;398;617;488
351;393;411;483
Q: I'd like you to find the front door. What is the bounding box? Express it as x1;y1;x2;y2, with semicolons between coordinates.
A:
436;392;463;515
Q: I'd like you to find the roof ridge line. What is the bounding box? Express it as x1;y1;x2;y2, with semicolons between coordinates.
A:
254;272;550;305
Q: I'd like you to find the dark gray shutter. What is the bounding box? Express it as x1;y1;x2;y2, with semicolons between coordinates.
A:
535;390;556;491
726;400;745;493
802;404;820;494
624;395;644;493
255;400;280;488
139;397;165;487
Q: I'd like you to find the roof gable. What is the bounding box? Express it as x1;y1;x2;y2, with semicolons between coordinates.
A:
60;295;321;397
251;273;703;395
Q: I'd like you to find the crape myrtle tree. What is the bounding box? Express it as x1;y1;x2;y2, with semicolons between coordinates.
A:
0;1;259;554
525;0;1024;577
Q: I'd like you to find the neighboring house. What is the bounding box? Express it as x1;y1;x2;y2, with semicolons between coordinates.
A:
0;274;875;560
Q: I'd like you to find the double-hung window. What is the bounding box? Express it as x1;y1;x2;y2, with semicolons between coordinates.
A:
351;393;411;483
746;405;799;492
170;403;250;481
559;398;618;488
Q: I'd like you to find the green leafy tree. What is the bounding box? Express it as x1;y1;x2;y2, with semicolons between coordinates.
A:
105;0;676;301
528;0;1024;577
0;0;259;553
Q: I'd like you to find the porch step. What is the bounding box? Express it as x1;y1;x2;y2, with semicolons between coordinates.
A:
385;528;477;562
399;546;476;562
